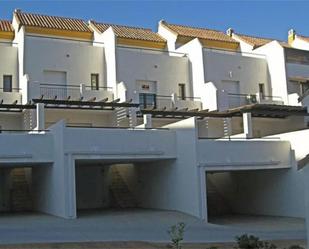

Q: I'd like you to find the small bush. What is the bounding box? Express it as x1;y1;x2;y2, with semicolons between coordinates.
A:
234;234;277;249
167;222;186;249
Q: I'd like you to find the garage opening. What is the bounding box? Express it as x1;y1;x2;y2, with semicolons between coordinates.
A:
205;169;305;226
75;163;139;214
0;167;33;213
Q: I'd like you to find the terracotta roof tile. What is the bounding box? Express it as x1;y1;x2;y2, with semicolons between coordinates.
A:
90;21;165;43
14;10;91;33
235;33;290;49
161;21;238;44
0;20;14;32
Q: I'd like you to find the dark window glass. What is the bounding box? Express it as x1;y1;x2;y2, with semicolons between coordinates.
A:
178;83;186;100
139;93;156;109
91;74;99;90
3;75;12;92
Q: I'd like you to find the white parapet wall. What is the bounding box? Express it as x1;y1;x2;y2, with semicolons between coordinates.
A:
0;132;54;164
197;139;292;171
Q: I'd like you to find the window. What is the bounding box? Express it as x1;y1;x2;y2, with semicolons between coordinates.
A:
301;81;309;95
91;74;99;90
178;83;186;100
139;93;156;109
258;83;265;98
3;75;12;92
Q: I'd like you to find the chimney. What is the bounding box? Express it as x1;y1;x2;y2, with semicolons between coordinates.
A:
288;29;296;44
226;28;234;37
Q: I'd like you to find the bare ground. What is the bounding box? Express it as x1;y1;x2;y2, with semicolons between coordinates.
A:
0;240;306;249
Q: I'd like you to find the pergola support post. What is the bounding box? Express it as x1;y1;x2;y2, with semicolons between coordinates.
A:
143;114;152;129
36;103;45;131
243;112;253;139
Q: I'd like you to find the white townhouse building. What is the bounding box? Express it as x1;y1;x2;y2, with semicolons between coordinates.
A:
0;10;309;240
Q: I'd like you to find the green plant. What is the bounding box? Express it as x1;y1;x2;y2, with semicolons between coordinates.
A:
234;234;277;249
167;222;186;249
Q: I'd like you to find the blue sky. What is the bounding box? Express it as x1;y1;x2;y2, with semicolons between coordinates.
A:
1;1;308;41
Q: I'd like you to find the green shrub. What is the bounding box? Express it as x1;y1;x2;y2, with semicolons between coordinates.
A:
167;222;186;249
234;234;277;249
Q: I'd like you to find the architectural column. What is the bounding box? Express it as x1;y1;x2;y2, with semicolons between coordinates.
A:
243;112;253;138
36;103;45;131
80;83;86;98
171;93;177;108
143;114;152;129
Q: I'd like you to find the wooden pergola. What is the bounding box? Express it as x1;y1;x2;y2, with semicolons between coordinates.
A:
0;97;139;112
140;104;309;119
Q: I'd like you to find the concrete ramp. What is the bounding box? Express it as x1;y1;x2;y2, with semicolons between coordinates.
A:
267;128;309;161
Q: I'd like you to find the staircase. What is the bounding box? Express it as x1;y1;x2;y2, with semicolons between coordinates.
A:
116;107;129;127
109;167;137;208
206;178;231;217
10;168;33;212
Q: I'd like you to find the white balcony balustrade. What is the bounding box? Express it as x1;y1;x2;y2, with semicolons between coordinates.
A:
28;82;114;102
0;87;22;104
140;93;202;111
225;92;284;109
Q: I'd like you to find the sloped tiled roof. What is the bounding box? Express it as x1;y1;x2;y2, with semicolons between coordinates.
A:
14;10;91;33
0;20;14;32
234;33;290;49
161;21;238;44
235;34;273;48
90;21;165;43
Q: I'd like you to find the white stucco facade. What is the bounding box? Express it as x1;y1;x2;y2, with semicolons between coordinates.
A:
1;12;309;246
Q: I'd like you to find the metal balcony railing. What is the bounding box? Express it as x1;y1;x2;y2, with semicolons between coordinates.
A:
39;83;112;100
227;93;283;108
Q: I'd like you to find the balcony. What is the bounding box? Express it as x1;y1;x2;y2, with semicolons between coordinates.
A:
226;93;284;109
0;88;22;104
139;93;202;111
28;83;114;102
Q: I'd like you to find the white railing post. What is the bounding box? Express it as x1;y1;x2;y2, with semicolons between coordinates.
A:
80;83;86;98
171;93;177;108
143;114;152;129
243;112;253;139
35;103;45;131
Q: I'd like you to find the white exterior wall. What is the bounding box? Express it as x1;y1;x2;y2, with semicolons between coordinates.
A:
203;49;269;110
24;36;106;87
267;129;309;161
116;47;191;102
0;43;18;90
158;23;177;51
198;139;292;171
176;39;207;107
255;41;289;104
138;118;202;218
291;37;309;51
